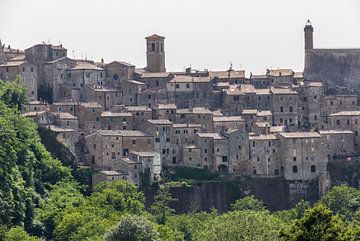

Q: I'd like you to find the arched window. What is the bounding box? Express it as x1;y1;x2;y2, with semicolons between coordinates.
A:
274;169;279;175
292;165;298;173
311;165;316;173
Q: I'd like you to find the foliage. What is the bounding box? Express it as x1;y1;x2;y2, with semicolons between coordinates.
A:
279;203;344;241
35;181;84;239
0;78;28;111
275;200;311;222
156;224;184;241
320;185;360;220
38;180;146;240
150;184;177;224
4;227;42;241
104;215;160;241
166;211;217;241
195;210;284;241
230;195;266;211
0;82;71;231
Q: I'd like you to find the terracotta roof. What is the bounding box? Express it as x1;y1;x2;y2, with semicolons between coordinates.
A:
268;69;294;77
96;130;150;137
0;60;27;67
80;102;101;108
278;132;321;139
156;103;177;109
209;70;245;79
54;112;77;120
72;62;103;70
270;87;297;95
197;133;224;140
145;34;165;40
330;111;360;116
169;75;211;83
126;106;151;112
147;119;172;125
101;112;132;117
140;72;171;78
249;134;277;141
319;130;353;135
213;116;244;122
106;60;134;67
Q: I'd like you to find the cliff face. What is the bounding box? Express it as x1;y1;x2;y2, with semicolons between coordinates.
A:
304;49;360;96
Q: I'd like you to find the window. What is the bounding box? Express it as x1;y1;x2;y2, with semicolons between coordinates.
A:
274;169;279;175
336;120;340;125
314;95;317;99
96;117;100;121
155;138;160;142
91;156;95;164
280;106;284;112
304;97;307;102
347;119;350;125
293;157;297;162
176;84;179;89
132;140;136;145
330;101;333;106
31;67;34;72
289;106;293;112
292;166;298;173
311;165;316;173
151;43;155;51
22;67;25;72
186;83;190;88
113;74;119;80
93;144;96;149
234;96;239;101
111;152;115;159
252;141;255;147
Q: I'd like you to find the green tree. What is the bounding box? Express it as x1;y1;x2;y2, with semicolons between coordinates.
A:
4;227;42;241
0;78;28;111
35;181;84;239
280;203;344;241
91;180;145;214
104;215;160;241
166;211;217;241
195;210;284;241
150;184;177;224
320;185;360;220
343;209;360;241
230;195;266;211
275;200;310;222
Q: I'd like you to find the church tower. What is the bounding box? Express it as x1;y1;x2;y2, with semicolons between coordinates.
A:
304;20;314;50
146;34;166;73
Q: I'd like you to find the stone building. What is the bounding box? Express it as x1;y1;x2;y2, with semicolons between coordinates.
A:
43;57;76;102
121;80;146;106
25;43;67;95
145;34;166;73
298;81;324;127
326;111;360;151
249;134;280;177
303;20;360;96
266;69;295;87
84;130;153;170
130;151;161;183
84;85;121;111
50;101;79;116
52;112;79;131
209;69;246;85
77;102;102;133
92;170;128;188
270;87;299;128
171;123;202;164
123;106;152;131
100;112;133;130
0;60;38;100
319;130;354;161
153;103;177;121
104;61;135;88
212;116;245;134
278;132;327;181
166;75;214;108
146;119;172;164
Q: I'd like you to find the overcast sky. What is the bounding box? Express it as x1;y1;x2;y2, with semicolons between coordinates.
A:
1;0;360;74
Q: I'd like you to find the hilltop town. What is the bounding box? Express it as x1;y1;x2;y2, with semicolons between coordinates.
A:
1;20;360;199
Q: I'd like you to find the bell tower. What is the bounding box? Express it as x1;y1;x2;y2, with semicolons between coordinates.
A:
304;20;314;51
146;34;166;73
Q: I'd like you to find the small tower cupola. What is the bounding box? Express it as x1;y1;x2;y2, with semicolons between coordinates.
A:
304;19;314;50
146;34;166;73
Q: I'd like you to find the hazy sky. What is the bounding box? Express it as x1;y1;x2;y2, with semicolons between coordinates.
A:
1;0;360;75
